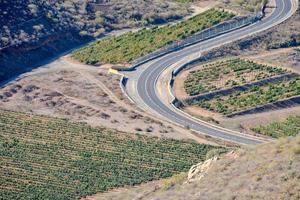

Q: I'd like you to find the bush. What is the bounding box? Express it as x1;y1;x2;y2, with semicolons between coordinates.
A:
206;148;228;160
161;173;187;191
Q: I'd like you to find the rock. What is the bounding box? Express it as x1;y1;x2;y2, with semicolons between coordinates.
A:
186;156;219;183
3;92;12;98
100;112;111;119
44;91;63;97
23;85;39;93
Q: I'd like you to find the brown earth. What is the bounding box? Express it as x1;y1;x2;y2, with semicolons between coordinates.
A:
0;56;216;144
247;48;300;74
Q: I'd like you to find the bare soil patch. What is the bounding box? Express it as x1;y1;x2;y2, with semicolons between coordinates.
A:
221;106;300;135
0;57;214;143
246;48;300;74
83;180;163;200
174;70;190;100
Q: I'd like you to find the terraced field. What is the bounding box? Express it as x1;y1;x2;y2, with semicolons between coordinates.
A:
0;110;217;199
251;116;300;138
184;58;288;96
73;9;234;64
196;78;300;115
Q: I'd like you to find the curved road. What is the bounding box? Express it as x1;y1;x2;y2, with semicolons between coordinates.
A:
125;0;295;145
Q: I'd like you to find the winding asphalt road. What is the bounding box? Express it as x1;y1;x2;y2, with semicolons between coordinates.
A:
125;0;296;145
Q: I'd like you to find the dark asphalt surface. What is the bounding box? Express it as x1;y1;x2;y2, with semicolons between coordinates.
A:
134;0;293;145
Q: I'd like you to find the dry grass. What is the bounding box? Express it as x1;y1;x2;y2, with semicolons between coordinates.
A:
160;173;187;191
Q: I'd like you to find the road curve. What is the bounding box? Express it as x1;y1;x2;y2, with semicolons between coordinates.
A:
125;0;295;145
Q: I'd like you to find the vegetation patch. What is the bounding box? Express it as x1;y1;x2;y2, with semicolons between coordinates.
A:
267;35;300;49
196;78;300;115
184;58;287;96
0;110;219;199
161;172;187;191
72;9;234;65
251;116;300;138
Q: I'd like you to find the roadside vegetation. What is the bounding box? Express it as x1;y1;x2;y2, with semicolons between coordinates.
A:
267;35;300;49
196;78;300;115
73;9;235;64
0;109;219;199
251;116;300;138
184;58;287;96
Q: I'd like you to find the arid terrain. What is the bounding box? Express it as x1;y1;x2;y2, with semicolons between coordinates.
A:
0;57;209;143
1;0;299;199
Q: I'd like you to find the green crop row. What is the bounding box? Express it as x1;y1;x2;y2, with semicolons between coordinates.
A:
251;116;300;138
0;110;219;200
72;9;234;65
196;78;300;115
184;58;287;96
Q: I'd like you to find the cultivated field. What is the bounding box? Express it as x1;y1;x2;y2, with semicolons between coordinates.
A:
73;9;234;64
184;58;287;96
0;109;218;199
251;115;300;138
0;58;202;141
196;78;300;115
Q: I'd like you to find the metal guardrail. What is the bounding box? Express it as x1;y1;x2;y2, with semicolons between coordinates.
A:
121;14;263;71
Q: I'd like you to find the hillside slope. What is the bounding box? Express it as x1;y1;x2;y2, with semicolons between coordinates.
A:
94;135;300;200
0;0;189;49
155;135;300;200
0;0;189;83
